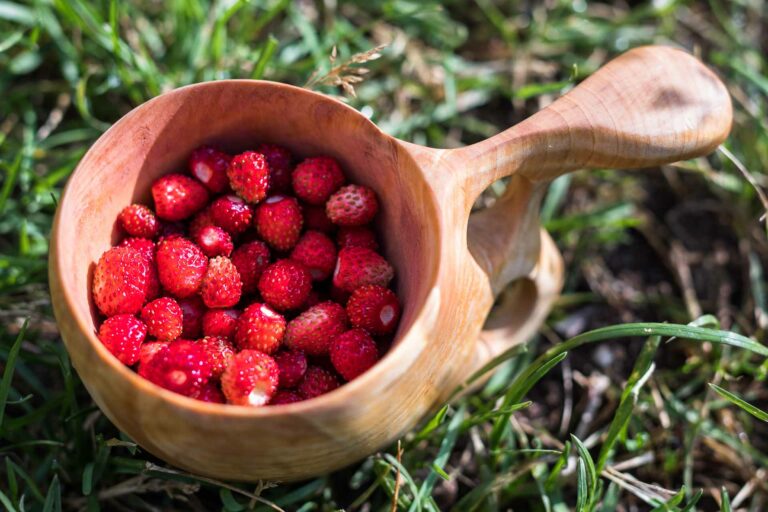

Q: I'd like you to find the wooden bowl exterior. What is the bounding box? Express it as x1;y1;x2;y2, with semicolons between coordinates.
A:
49;46;732;481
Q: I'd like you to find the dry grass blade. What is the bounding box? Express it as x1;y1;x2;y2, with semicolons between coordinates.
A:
305;43;388;97
391;440;403;512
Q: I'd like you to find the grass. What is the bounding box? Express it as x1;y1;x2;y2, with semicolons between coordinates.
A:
2;0;768;510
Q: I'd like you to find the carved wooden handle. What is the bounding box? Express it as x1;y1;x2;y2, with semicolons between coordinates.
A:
454;46;732;197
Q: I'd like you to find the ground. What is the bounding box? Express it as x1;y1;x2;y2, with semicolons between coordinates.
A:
1;1;767;511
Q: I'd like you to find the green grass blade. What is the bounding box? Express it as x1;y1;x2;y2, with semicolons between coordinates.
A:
575;458;588;512
709;383;768;422
0;318;28;430
720;487;732;512
42;475;61;512
571;435;597;500
0;490;16;512
252;35;279;79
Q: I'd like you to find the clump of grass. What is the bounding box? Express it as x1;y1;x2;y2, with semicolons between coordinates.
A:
2;0;768;510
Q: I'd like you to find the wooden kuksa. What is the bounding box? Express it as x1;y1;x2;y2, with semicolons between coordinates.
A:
49;46;731;481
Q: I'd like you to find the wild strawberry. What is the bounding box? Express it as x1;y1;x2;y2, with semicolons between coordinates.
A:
188;146;231;193
178;296;205;338
254;195;303;251
141;297;183;341
303;205;336;233
139;340;170;368
258;259;312;311
333;247;394;292
98;314;147;365
221;350;279;406
330;329;379;380
297;366;340;399
230;241;270;295
290;231;337;281
196;336;236;377
118;204;159;239
326;184;379;226
292;156;345;205
337;226;378;250
284;301;347;356
117;237;160;301
270;390;303;405
209;195;252;235
202;309;240;340
188;208;215;239
198;381;226;403
118;237;155;262
139;340;213;398
151;173;209;221
234;303;285;353
258;143;293;193
227;151;269;203
194;225;233;258
273;350;308;388
93;246;150;317
199;256;241;308
156;237;208;298
346;285;401;335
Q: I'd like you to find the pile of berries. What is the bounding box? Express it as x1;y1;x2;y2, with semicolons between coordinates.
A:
92;145;401;406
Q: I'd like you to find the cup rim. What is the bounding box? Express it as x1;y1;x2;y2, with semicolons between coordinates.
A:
51;79;443;418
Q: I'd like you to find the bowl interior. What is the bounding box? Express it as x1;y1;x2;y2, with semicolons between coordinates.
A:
55;80;441;406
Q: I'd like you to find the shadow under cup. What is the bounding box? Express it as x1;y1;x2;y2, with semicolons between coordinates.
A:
50;80;442;479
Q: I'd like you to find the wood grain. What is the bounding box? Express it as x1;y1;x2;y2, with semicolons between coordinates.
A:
49;46;731;481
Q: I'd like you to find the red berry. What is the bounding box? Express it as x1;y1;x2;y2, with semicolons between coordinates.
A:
118;204;159;239
118;237;155;262
210;195;253;235
303;205;336;233
230;241;271;295
202;309;240;340
189;146;231;193
117;237;160;301
330;329;379;380
221;350;279;406
258;259;312;311
139;340;213;398
93;246;150;317
290;231;337;281
141;297;183;341
188;208;215;239
333;247;394;292
196;336;236;377
234;303;286;354
200;256;242;308
297;366;340;399
337;226;378;250
258;143;294;193
346;285;401;335
227;151;269;203
98;314;147;365
326;184;379;226
178;296;205;338
270;390;303;405
151;173;209;221
194;225;233;257
273;350;308;388
198;381;226;403
156;237;208;298
254;195;303;251
284;301;348;356
292;156;345;205
139;340;170;368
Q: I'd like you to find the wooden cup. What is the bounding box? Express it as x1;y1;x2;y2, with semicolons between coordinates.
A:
49;46;732;481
